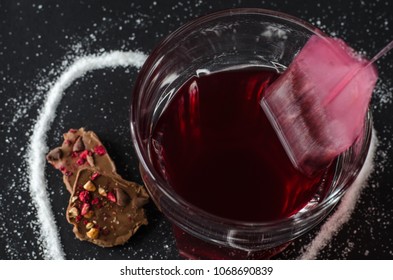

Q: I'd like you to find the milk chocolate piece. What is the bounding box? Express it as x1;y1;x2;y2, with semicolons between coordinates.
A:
47;128;149;247
67;168;149;247
46;128;117;193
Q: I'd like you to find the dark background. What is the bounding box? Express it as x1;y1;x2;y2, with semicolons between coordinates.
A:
0;0;392;259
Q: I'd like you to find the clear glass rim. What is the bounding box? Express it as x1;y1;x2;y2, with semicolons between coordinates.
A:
130;8;371;232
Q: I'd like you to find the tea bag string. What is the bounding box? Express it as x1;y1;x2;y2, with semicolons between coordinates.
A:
324;39;393;105
368;40;393;66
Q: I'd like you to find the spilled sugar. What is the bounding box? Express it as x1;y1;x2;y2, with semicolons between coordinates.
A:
299;129;377;259
27;51;147;259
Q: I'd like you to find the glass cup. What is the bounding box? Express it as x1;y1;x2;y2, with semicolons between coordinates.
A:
130;8;372;259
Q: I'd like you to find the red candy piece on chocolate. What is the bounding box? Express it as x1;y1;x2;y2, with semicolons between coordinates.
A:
75;215;83;223
81;203;91;216
79;150;90;160
91;172;100;181
79;190;90;203
91;197;99;205
107;191;116;203
77;158;86;166
94;145;107;156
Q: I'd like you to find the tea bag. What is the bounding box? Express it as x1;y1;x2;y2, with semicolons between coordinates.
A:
260;35;388;176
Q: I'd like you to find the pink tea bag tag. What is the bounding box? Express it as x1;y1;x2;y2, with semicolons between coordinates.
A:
261;35;392;176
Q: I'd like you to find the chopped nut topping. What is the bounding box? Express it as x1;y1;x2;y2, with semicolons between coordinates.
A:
86;222;94;230
68;207;79;218
86;228;100;239
98;187;107;197
83;180;96;192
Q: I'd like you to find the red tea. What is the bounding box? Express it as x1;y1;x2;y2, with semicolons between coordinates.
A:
150;68;334;222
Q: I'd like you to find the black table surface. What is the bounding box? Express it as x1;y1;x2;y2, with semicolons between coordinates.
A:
1;0;392;260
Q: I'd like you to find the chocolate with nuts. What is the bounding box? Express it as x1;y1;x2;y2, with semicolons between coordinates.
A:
47;128;150;247
67;168;149;247
46;128;117;193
